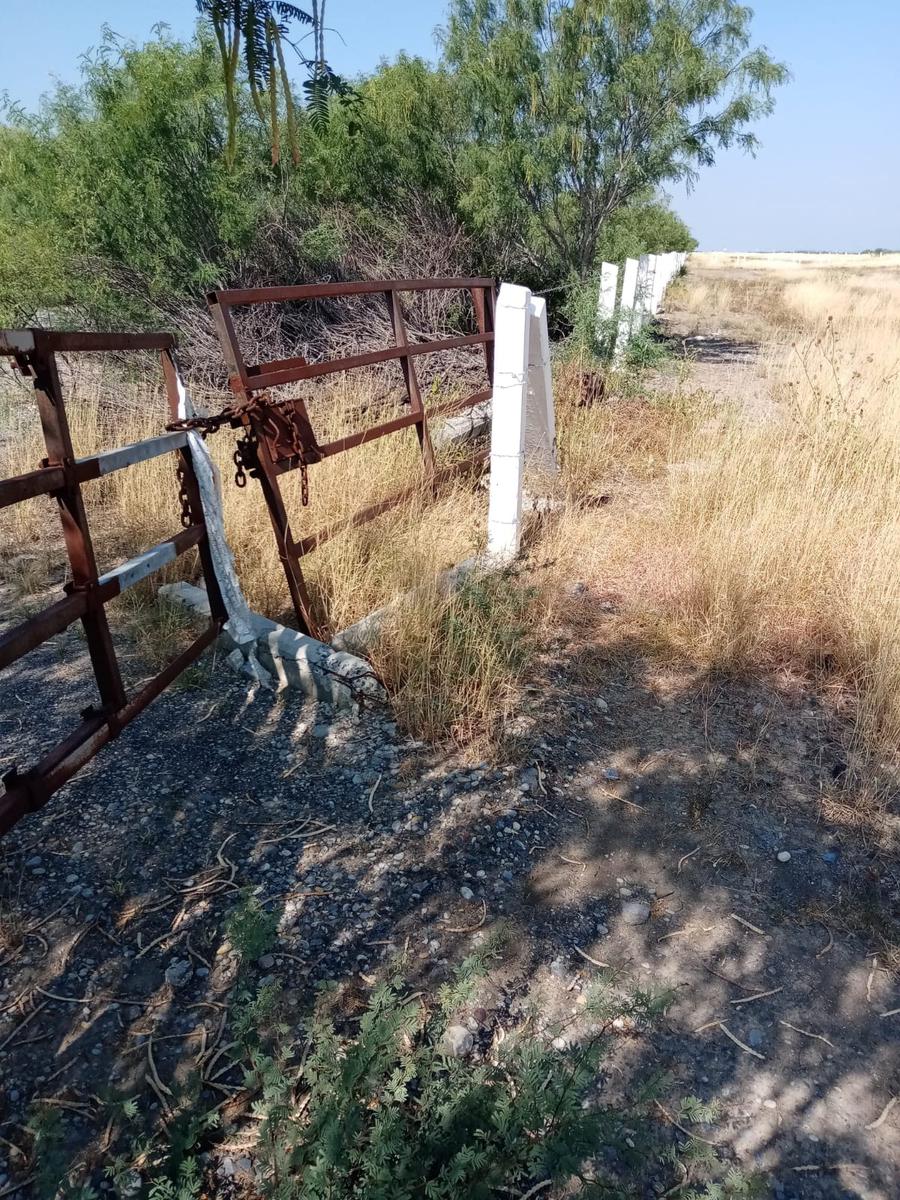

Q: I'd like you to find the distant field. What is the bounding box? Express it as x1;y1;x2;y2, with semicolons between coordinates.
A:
692;249;900;272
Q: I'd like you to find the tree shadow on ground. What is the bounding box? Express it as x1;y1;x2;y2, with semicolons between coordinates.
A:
0;589;898;1198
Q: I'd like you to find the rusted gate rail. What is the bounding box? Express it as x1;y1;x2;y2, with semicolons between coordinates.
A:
205;277;496;640
0;330;226;836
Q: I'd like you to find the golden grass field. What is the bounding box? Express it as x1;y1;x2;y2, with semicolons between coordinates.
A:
2;252;899;756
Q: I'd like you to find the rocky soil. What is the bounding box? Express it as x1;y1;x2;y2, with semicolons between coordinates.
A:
2;591;899;1199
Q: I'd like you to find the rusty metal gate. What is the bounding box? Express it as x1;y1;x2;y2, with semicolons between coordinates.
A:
204;277;496;640
0;330;227;836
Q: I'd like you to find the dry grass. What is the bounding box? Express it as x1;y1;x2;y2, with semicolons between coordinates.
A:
4;255;900;759
550;254;900;766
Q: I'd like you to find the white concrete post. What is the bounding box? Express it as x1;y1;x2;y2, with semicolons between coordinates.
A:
633;254;651;330
486;282;531;563
523;294;557;476
651;251;672;313
612;257;639;366
596;261;619;332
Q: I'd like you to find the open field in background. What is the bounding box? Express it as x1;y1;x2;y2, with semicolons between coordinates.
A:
2;252;900;766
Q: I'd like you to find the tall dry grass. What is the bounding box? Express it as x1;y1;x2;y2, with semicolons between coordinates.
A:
551;256;900;762
4;257;900;757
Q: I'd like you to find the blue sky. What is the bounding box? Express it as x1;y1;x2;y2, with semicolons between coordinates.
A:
2;0;898;251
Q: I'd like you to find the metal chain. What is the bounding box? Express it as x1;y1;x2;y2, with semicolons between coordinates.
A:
175;463;193;528
166;391;310;504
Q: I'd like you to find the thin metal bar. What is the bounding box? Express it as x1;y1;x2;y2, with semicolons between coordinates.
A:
427;389;492;421
160;349;229;627
96;525;204;594
313;411;421;460
5;330;176;354
0;593;88;672
0;464;66;508
29;345;127;713
250;422;321;638
237;332;492;393
293;449;489;556
385;289;434;480
211;277;494;306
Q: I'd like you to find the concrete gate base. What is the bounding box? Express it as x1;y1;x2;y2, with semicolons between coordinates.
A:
159;582;385;710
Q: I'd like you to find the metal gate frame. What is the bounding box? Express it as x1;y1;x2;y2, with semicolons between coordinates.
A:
207;277;496;640
0;330;227;836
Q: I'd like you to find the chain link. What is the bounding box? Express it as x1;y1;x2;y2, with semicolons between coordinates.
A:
166;392;311;505
175;463;193;529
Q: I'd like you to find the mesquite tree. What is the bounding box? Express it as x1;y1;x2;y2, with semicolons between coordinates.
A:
443;0;788;279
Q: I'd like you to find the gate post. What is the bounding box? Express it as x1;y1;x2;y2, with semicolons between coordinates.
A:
486;283;531;563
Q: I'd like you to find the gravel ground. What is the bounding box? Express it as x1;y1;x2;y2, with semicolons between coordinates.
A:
1;594;899;1199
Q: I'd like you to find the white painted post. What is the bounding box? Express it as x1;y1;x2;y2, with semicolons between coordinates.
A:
633;254;651;330
596;261;618;330
523;294;557;476
651;251;672;313
612;257;639;366
486;282;531;564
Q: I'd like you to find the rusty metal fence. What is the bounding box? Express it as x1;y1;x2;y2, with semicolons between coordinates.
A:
204;277;496;640
0;277;497;834
0;330;227;835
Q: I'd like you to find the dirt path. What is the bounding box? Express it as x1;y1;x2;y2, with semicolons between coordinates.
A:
2;303;899;1198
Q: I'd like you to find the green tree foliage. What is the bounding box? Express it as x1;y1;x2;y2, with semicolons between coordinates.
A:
196;0;355;168
443;0;787;279
0;30;273;326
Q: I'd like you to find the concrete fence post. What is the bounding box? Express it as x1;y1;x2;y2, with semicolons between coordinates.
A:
523;294;557;476
596;261;619;345
486;282;532;563
612;257;639;366
633;254;651;330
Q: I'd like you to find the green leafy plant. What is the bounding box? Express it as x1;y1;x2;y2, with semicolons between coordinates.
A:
225;889;279;961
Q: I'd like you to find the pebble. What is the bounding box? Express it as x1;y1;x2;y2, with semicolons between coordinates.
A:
594;697;609;714
776;850;792;863
603;768;620;782
459;886;475;901
440;1025;474;1058
164;959;193;989
621;900;651;926
747;1028;765;1049
549;956;568;979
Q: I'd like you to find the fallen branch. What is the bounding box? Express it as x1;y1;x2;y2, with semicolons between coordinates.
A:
573;945;610;970
718;1022;765;1060
729;913;767;937
677;846;700;874
730;987;783;1006
779;1020;834;1048
367;773;383;815
865;1095;897;1132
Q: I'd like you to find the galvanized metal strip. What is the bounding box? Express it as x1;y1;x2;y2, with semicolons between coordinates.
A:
95;525;204;595
74;431;188;481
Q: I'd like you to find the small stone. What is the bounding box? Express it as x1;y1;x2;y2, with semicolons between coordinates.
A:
549;956;567;979
603;767;620;782
459;886;475;901
746;1028;765;1049
594;697;609;714
258;954;275;970
821;850;839;864
165;959;193;989
776;850;792;863
621;900;651;926
312;724;329;738
440;1024;474;1058
595;922;609;937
